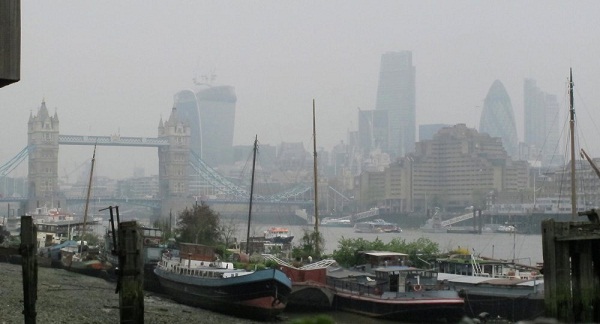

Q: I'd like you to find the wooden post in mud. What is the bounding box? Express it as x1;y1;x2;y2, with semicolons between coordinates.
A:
117;221;144;323
542;218;600;322
20;216;37;324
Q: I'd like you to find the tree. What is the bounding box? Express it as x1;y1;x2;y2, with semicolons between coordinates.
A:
175;202;220;245
152;216;175;242
331;237;385;267
332;236;440;268
291;228;325;260
219;217;239;249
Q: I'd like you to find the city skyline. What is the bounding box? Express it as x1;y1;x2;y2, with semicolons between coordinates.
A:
1;1;600;179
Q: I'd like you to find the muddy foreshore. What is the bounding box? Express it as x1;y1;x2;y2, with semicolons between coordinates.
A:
0;262;266;324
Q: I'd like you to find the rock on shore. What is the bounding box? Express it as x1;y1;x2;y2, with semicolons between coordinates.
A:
0;262;262;324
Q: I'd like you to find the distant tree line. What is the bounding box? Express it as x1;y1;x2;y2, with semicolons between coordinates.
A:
332;237;440;268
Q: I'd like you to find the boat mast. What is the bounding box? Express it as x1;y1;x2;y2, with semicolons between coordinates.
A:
245;135;258;255
312;99;320;257
569;68;577;220
81;144;97;248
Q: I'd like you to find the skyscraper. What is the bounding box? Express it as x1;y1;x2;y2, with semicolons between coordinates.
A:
375;51;416;158
174;85;237;167
479;80;519;159
524;79;561;166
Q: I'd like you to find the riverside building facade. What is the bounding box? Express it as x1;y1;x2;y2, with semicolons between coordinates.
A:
356;124;528;213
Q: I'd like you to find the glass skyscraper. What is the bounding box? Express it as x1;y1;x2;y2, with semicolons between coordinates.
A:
479;80;519;159
174;85;237;167
375;51;416;159
524;78;561;166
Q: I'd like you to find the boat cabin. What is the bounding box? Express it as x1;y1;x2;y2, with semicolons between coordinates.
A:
179;243;217;261
140;226;163;247
327;266;442;296
373;266;439;293
436;254;541;279
358;251;409;271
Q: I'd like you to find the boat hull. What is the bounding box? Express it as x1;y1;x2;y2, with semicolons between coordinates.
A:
459;290;544;321
265;236;294;244
287;281;334;310
332;290;465;323
154;267;291;320
143;262;164;293
276;262;335;309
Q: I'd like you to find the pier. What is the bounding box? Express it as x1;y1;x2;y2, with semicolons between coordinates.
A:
541;212;600;322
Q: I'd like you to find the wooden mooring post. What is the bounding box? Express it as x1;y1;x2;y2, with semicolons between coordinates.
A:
542;216;600;322
20;215;37;324
117;220;144;323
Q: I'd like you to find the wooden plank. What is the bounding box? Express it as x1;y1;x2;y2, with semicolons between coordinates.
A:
0;0;20;87
543;219;600;322
554;222;600;241
20;216;37;324
593;240;600;321
572;240;594;322
542;219;557;318
554;222;573;322
117;221;144;323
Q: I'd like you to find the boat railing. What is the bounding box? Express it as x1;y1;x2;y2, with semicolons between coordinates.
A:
327;277;385;297
327;276;442;296
470;254;484;276
160;258;249;279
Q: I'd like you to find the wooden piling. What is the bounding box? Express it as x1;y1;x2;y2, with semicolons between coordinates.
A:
20;216;37;324
542;219;600;322
117;221;144;323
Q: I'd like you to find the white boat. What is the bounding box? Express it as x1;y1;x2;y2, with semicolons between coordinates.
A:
154;136;293;320
436;253;544;322
320;217;352;227
354;219;401;233
420;210;447;233
263;227;294;244
154;243;292;320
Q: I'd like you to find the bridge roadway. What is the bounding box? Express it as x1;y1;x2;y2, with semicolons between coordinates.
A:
58;134;169;147
0;196;311;216
63;196;312;208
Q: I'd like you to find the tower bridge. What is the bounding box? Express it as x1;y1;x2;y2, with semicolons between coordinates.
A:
1;101;312;220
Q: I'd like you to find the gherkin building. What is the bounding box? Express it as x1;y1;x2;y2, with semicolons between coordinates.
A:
479;80;519;158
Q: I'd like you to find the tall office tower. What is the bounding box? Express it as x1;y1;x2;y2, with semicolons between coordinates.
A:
524;79;561;166
479;80;519;159
375;51;416;158
174;85;237;167
174;90;202;155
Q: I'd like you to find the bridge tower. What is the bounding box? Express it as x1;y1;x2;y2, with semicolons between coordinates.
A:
27;100;61;213
158;107;191;216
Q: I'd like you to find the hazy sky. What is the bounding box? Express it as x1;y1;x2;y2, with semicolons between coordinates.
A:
1;1;600;179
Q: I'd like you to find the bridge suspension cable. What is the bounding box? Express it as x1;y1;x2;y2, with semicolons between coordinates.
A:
189;150;313;202
0;145;31;177
189;150;253;200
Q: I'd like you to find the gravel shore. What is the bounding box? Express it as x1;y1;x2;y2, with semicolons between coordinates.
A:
0;262;264;324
